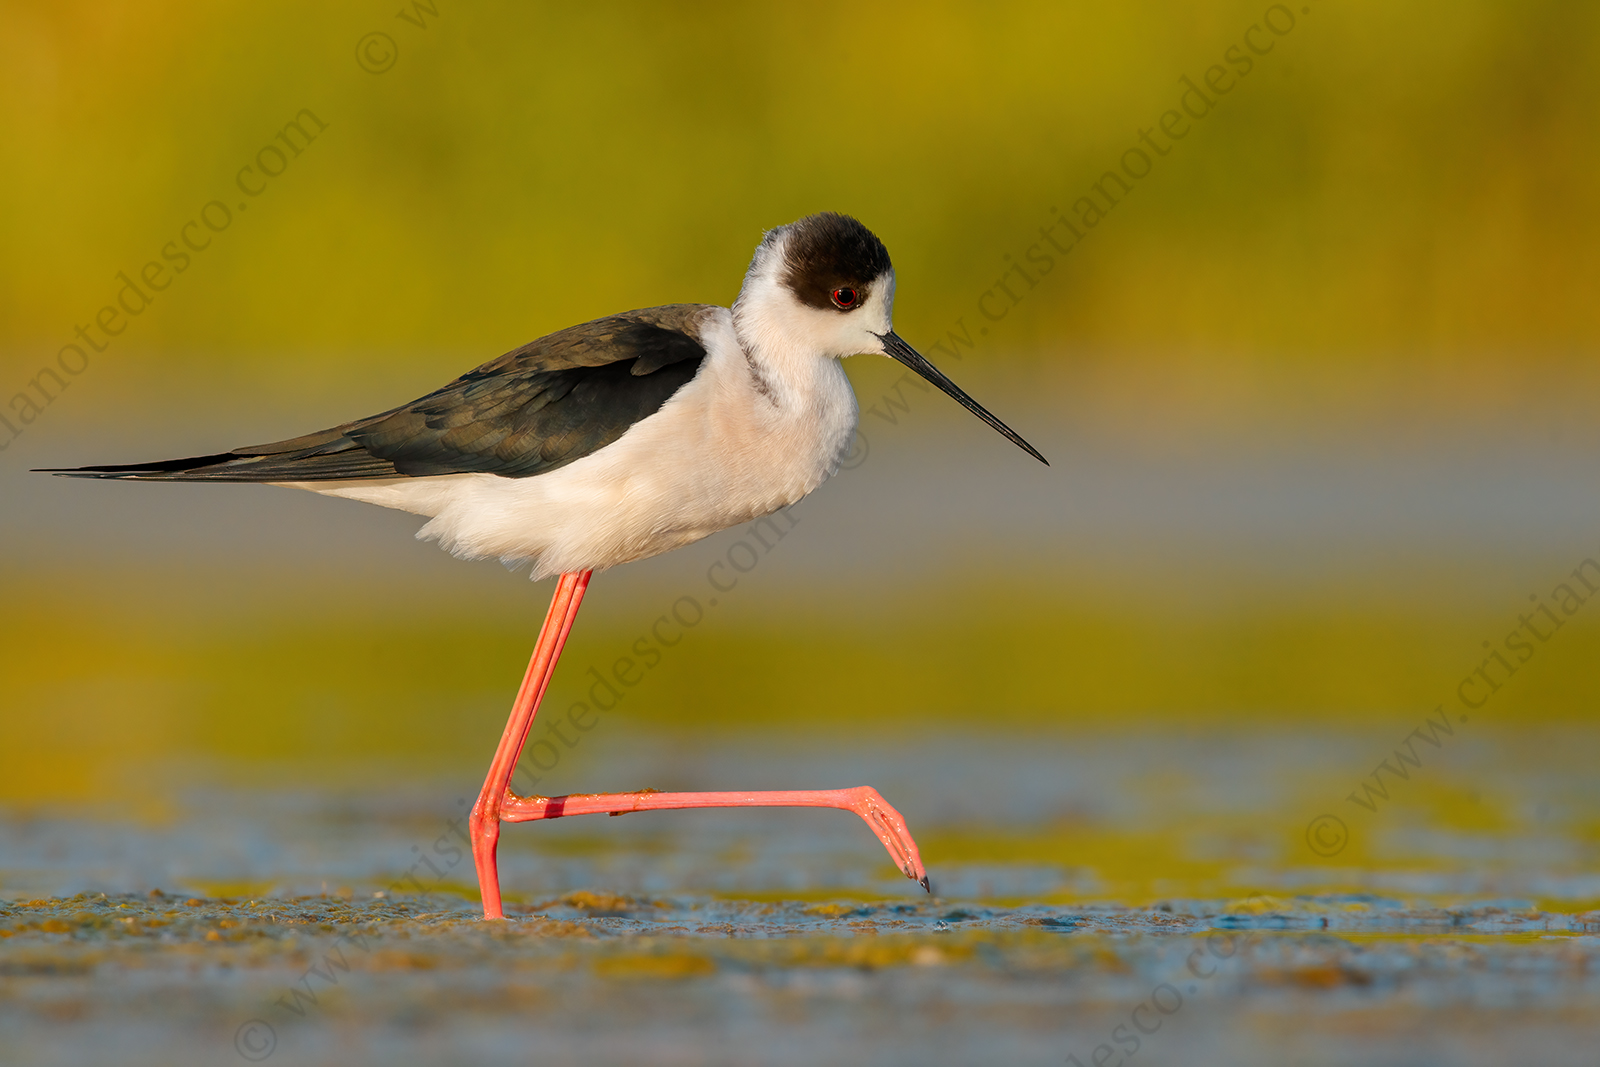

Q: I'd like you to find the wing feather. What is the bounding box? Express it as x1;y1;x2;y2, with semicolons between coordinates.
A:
41;305;715;483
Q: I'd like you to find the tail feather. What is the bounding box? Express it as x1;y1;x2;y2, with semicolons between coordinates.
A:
35;428;404;482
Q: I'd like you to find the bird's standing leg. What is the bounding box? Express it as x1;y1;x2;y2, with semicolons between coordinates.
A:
469;569;591;920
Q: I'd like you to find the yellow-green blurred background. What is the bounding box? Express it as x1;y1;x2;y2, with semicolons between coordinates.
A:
2;0;1599;845
5;1;1600;359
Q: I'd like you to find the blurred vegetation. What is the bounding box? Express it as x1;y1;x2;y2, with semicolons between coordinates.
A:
4;563;1598;805
3;1;1599;810
1;0;1597;391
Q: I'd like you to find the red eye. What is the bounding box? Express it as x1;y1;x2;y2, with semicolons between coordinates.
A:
831;287;859;309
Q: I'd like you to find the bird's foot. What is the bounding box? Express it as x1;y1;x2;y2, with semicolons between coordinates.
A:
842;785;931;892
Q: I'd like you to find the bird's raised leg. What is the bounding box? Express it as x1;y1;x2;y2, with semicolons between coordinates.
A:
469;569;591;920
502;787;930;891
470;568;930;920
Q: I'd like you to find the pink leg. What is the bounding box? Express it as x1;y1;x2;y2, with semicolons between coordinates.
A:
470;570;931;920
470;570;591;920
503;787;930;891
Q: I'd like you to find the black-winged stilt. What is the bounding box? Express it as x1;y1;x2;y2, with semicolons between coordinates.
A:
41;212;1046;918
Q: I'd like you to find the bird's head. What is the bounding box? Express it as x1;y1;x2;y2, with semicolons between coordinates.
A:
734;212;1047;465
734;211;898;359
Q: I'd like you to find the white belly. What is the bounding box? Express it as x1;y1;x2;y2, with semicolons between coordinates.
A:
279;309;858;579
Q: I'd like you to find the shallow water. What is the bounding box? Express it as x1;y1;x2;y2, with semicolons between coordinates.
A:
3;731;1599;1065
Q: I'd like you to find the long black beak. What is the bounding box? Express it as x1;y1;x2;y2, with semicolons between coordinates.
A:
876;331;1048;465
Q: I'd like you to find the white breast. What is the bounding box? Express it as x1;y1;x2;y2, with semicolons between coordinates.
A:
284;307;858;579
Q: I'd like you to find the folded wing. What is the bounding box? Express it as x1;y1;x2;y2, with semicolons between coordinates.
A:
41;305;714;482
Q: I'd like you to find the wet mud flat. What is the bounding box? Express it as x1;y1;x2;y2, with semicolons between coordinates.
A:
4;730;1600;1064
3;890;1599;1067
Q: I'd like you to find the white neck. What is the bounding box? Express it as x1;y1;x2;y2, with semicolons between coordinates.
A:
728;230;893;408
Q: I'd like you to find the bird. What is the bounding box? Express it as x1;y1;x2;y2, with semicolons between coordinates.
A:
39;212;1047;919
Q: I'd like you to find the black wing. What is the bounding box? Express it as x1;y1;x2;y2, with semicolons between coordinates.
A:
40;305;715;482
